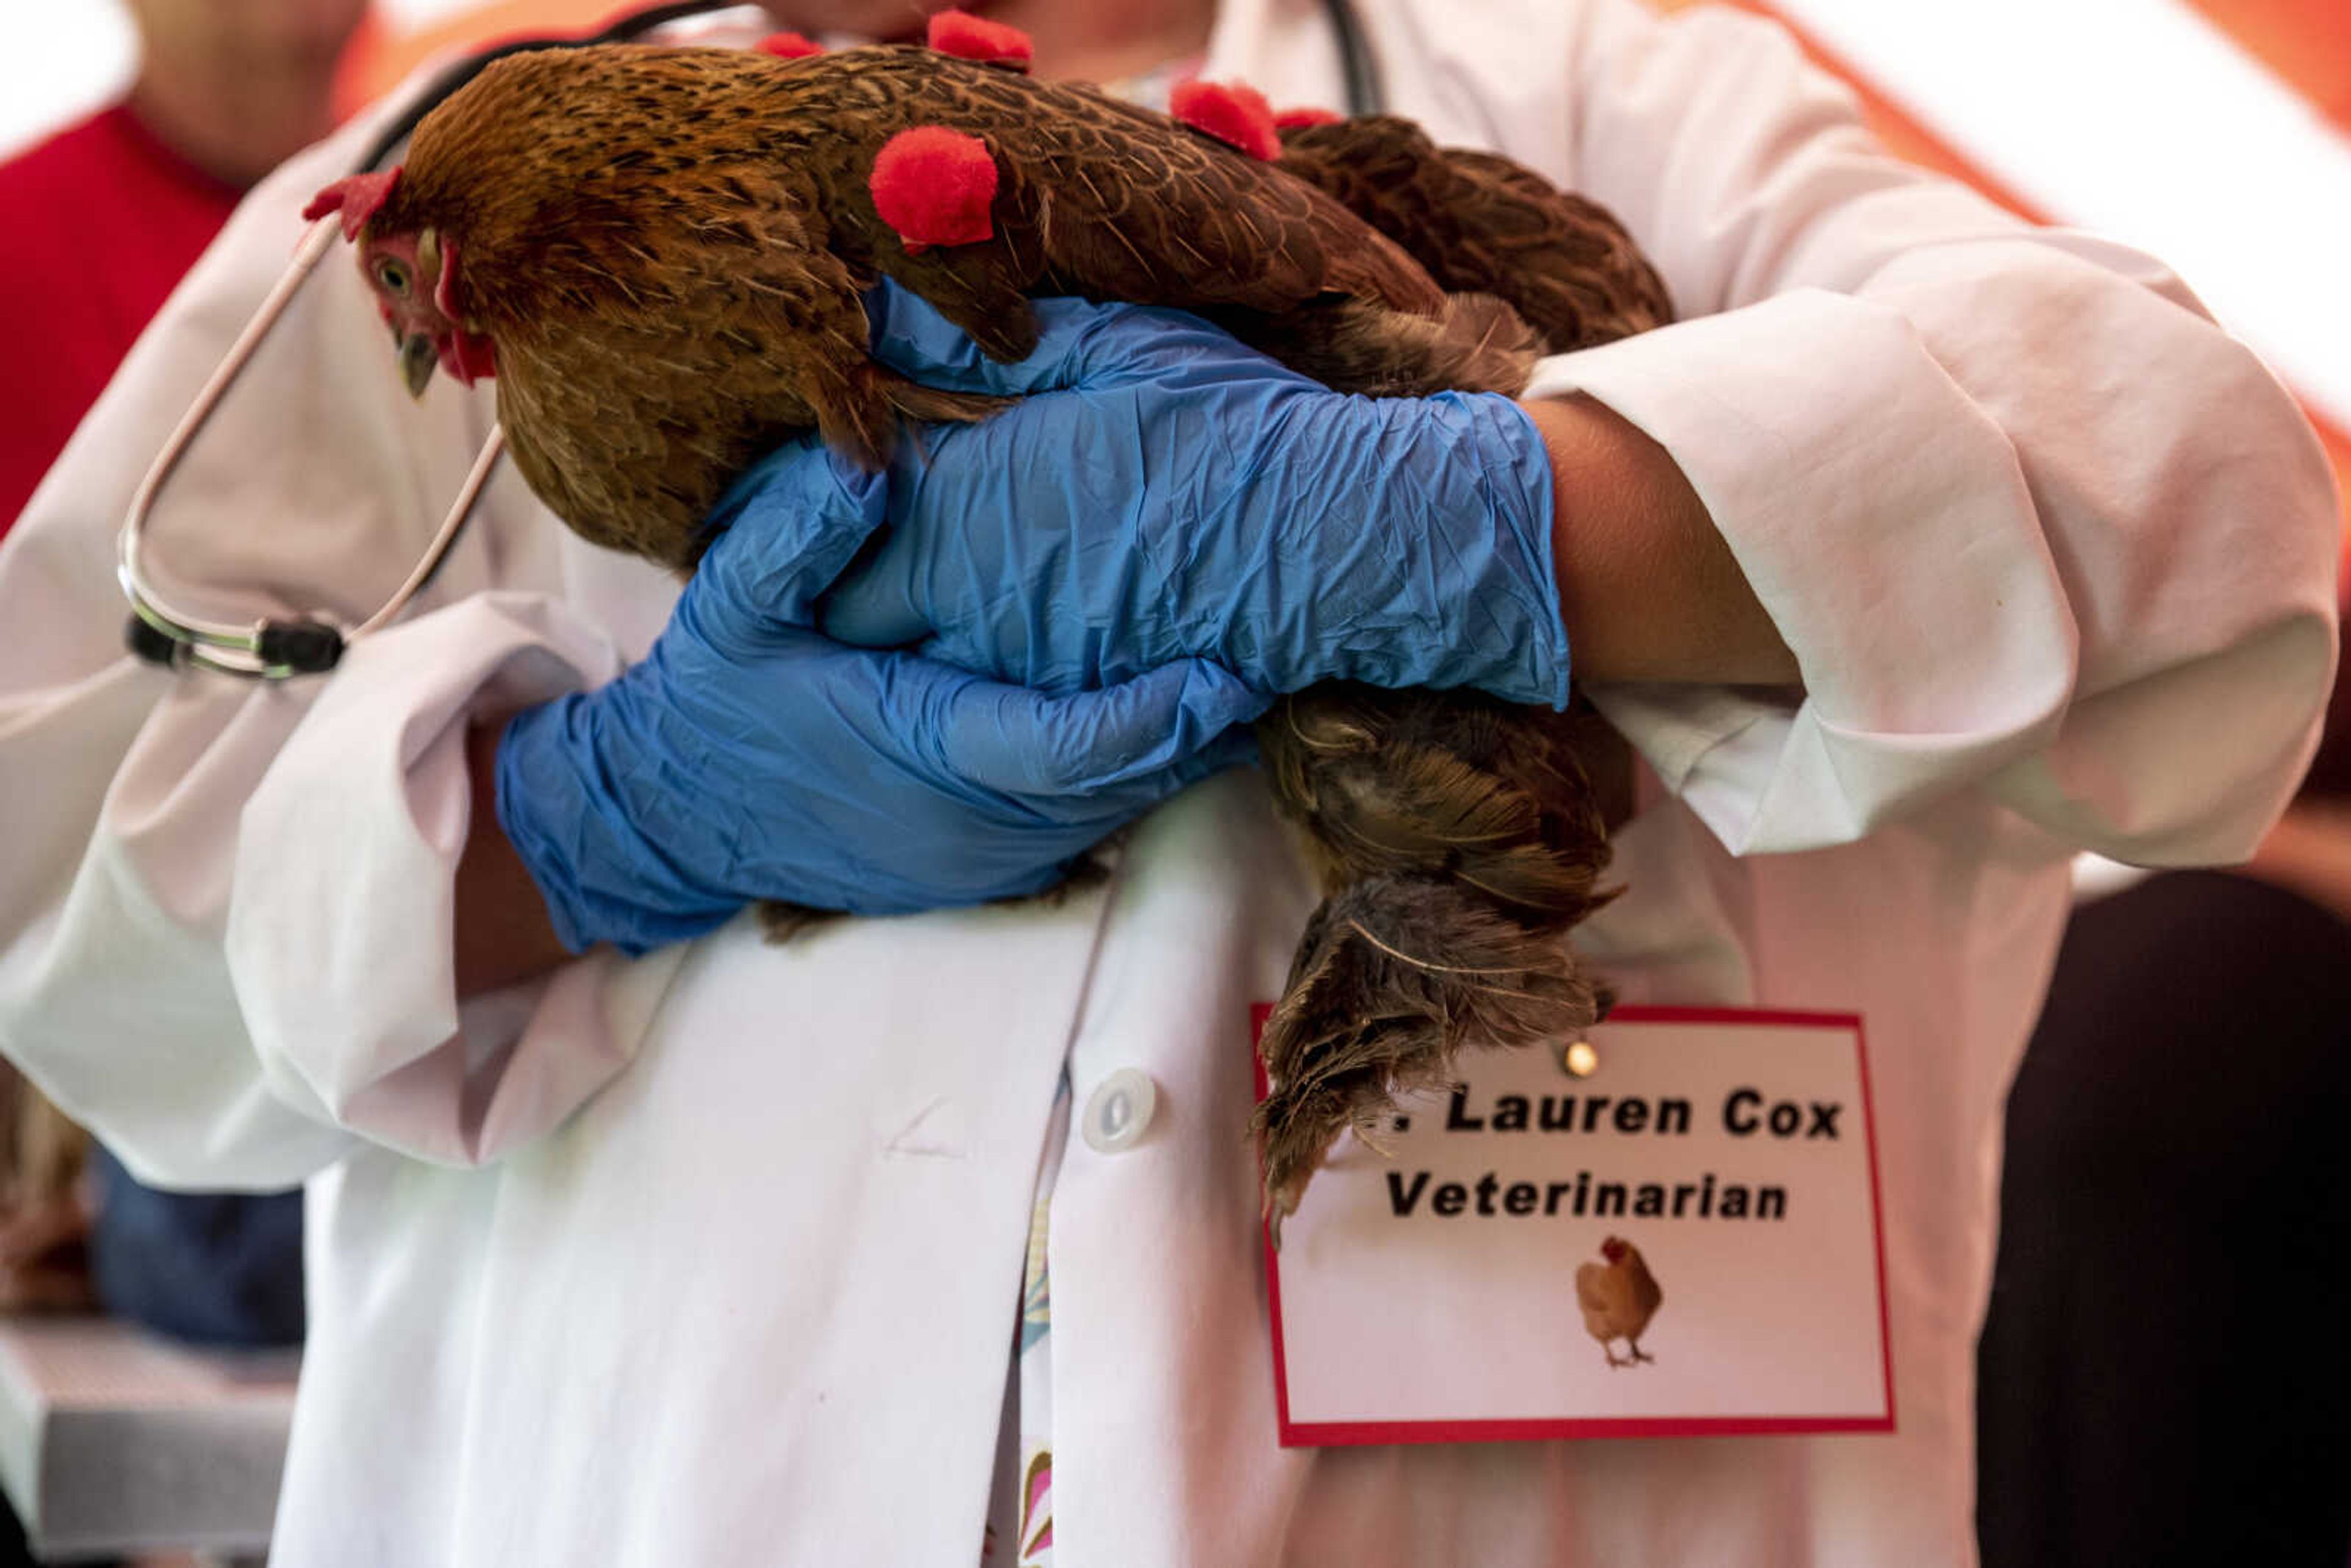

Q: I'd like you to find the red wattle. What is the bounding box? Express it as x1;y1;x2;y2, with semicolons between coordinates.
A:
870;127;999;253
1170;80;1281;162
754;31;824;59
441;329;497;388
926;10;1033;69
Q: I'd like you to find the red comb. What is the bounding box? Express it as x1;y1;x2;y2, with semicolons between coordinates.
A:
926;10;1033;69
754;31;823;59
302;168;402;241
870;127;998;253
1273;105;1344;130
1171;80;1280;162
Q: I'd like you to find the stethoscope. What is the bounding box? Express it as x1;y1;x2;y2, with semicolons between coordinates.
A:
118;0;1386;677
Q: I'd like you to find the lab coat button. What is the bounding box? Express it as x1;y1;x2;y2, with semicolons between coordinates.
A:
1082;1068;1158;1153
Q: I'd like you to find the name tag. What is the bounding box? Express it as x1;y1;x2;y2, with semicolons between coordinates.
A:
1258;1005;1893;1445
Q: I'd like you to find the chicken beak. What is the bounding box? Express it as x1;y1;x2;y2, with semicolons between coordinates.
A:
396;331;438;398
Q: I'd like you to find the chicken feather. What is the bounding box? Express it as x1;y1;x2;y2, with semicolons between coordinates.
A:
329;40;1676;1232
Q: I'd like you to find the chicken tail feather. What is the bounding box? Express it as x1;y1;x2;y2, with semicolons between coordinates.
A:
1253;874;1613;1234
1218;291;1540;399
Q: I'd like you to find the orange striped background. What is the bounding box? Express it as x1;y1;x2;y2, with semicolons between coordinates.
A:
2188;0;2351;133
1662;0;2350;520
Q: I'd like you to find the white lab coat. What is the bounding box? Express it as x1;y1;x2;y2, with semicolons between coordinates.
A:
0;0;2337;1562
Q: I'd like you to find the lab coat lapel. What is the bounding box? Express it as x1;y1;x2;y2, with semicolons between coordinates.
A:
1049;771;1321;1564
286;894;1118;1567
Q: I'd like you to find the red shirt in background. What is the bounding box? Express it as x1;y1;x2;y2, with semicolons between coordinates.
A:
0;103;244;531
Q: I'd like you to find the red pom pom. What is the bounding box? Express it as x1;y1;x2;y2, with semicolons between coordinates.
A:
926;10;1033;70
870;127;998;253
754;31;824;59
1169;80;1280;162
302;167;402;241
1273;105;1343;130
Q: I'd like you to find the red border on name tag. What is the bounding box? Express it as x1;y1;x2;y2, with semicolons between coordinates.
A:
1253;1003;1897;1446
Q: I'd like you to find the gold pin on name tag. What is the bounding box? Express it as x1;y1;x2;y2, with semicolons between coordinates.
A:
1256;1006;1893;1446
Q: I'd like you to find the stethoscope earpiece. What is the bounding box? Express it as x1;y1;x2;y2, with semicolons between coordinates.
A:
122;603;345;676
257;618;347;674
124;613;184;669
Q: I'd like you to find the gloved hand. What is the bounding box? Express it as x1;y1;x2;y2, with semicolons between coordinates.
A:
721;285;1570;707
494;489;1266;958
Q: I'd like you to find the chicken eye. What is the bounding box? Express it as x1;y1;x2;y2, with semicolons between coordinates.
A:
374;258;412;298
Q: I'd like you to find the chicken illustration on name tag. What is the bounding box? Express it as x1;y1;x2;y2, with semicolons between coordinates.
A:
1261;1006;1894;1446
1575;1236;1663;1369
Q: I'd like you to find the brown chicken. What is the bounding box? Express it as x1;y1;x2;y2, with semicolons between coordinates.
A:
315;43;1541;569
1575;1235;1664;1368
1274;114;1672;356
311;35;1673;1231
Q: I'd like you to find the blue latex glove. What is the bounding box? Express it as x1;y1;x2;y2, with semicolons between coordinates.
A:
740;285;1570;706
495;489;1266;958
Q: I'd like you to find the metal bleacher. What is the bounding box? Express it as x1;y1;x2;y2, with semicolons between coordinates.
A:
0;1315;293;1564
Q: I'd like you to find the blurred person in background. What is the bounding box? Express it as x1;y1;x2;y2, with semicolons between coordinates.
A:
0;0;367;530
1979;588;2351;1568
0;0;361;1526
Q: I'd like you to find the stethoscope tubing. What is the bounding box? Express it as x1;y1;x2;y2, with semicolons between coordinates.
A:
118;217;507;677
